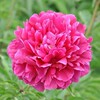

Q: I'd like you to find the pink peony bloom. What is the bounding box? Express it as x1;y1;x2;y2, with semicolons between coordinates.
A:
7;11;92;92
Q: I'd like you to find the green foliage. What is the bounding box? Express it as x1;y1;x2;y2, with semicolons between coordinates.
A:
0;0;100;100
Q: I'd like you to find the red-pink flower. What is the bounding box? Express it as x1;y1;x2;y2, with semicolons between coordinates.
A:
7;11;92;92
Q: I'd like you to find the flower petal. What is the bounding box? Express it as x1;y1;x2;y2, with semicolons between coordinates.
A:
56;68;74;82
58;58;67;65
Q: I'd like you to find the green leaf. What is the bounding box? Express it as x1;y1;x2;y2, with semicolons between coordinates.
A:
52;0;68;13
79;10;92;26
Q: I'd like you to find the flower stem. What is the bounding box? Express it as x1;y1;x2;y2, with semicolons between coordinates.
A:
24;85;31;91
86;0;100;36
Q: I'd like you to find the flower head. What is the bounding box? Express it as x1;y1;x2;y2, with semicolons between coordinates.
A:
7;11;92;92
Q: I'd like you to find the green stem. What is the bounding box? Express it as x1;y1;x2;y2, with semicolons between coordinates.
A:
24;85;31;91
86;0;100;36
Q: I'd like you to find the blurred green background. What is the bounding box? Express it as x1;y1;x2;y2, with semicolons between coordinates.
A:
0;0;100;100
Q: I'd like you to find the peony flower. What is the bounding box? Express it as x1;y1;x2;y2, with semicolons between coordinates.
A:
7;11;92;92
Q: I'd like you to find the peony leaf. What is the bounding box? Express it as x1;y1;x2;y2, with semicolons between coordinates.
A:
79;10;92;26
